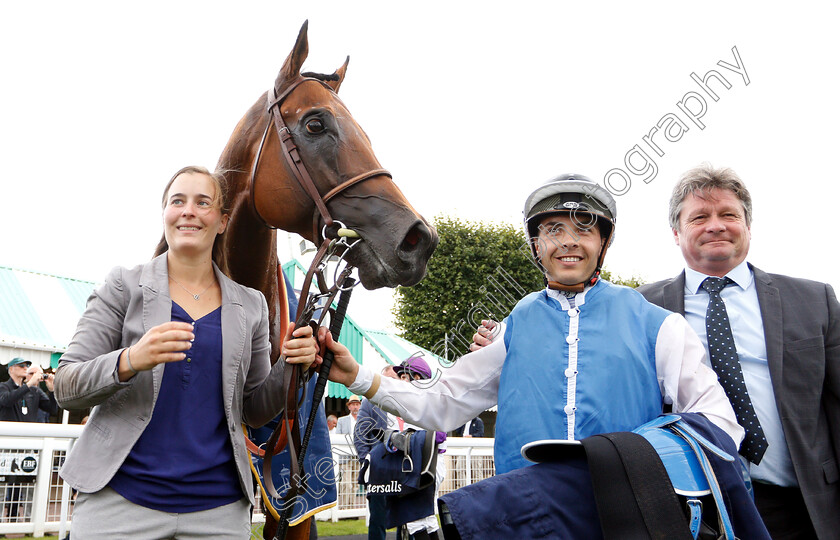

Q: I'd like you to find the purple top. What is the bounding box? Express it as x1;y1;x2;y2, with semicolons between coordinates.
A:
109;302;241;512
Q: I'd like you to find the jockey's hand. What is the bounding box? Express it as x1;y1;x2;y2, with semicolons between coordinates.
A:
319;326;358;387
283;323;320;371
469;319;499;352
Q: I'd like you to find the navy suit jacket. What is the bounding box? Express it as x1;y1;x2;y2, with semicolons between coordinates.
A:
454;417;485;438
638;264;840;539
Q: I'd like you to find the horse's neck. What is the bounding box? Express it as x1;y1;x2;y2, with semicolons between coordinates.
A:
224;191;284;363
217;114;284;360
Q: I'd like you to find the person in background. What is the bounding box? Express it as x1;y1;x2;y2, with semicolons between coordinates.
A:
354;365;400;540
335;394;362;437
637;163;840;540
0;358;58;422
392;357;446;540
327;414;338;433
54;165;318;539
334;394;364;503
453;416;484;438
1;357;60;521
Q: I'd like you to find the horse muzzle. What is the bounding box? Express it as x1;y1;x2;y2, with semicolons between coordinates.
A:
346;219;437;290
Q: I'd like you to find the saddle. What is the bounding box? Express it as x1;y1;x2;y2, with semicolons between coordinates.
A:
519;414;739;540
630;415;737;540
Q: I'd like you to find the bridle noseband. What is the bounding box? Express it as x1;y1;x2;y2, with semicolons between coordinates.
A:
248;76;392;243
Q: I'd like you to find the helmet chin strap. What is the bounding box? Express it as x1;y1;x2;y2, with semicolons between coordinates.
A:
548;269;600;293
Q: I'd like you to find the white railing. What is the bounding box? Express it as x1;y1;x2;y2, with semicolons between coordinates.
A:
0;422;495;537
0;422;82;539
323;434;496;524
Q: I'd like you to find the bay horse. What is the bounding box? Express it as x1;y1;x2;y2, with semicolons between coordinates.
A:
216;21;438;540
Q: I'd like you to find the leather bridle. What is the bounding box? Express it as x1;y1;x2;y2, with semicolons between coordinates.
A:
247;75;392;243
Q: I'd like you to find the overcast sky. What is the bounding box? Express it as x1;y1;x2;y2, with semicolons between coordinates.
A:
2;2;838;331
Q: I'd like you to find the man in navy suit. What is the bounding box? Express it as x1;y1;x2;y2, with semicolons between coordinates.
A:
638;163;840;540
453;417;484;438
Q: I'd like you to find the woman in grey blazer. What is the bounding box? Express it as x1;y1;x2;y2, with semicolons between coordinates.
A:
55;166;319;539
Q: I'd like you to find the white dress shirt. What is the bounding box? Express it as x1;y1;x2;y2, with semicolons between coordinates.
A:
684;261;797;486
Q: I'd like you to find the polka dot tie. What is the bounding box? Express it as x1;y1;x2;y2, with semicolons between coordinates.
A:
701;276;768;464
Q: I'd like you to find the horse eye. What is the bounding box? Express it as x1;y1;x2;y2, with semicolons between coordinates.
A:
306;118;325;134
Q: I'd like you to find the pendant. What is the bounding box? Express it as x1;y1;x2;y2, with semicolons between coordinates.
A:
21;405;28;415
193;294;200;300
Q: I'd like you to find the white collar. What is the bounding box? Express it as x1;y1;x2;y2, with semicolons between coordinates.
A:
685;260;753;294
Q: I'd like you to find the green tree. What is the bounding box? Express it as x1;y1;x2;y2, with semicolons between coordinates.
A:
600;268;646;289
392;215;646;360
393;216;544;359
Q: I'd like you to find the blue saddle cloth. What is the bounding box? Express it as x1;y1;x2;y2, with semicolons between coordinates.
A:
439;413;769;539
248;373;337;525
365;430;437;528
366;430;435;492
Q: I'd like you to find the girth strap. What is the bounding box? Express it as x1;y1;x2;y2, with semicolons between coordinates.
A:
581;432;694;540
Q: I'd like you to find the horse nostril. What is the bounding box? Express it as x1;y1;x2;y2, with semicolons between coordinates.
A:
403;229;420;247
399;223;429;254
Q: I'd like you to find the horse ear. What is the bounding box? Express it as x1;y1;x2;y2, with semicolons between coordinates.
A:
275;20;309;93
325;56;350;93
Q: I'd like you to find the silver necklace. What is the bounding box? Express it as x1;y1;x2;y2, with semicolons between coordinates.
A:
169;276;213;301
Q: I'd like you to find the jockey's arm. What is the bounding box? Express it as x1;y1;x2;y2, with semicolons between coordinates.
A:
656;313;745;448
323;326;504;433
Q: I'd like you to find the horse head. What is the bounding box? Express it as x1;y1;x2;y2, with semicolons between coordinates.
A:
225;21;437;290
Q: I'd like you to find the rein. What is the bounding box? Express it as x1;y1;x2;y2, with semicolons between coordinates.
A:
274;272;356;540
261;233;359;500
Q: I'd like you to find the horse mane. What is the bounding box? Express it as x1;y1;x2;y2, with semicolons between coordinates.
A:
216;100;265;175
300;71;339;82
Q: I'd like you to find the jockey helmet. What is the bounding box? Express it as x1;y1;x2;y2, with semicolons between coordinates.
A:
394;355;432;380
523;174;617;291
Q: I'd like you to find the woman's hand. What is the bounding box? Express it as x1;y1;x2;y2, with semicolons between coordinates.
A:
119;321;194;380
318;326;358;387
282;323;319;371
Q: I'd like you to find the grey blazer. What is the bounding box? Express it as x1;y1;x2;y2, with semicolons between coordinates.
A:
334;414;355;436
55;254;288;502
638;264;840;538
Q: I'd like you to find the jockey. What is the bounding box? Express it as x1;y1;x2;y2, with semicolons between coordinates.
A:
322;174;743;475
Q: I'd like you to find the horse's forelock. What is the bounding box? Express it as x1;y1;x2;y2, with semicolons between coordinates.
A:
300;71;340;82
